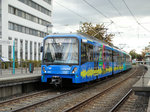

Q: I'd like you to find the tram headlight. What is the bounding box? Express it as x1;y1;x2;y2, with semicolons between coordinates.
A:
43;67;46;73
72;67;77;73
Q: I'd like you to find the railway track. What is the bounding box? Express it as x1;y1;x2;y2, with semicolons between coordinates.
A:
63;66;146;112
109;89;133;112
0;88;70;112
0;66;142;112
114;90;148;112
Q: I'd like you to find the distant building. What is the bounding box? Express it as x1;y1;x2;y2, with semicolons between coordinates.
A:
0;0;52;61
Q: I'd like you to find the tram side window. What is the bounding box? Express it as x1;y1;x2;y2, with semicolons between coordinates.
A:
116;52;119;65
81;43;94;64
99;47;103;61
118;53;121;65
81;43;88;64
113;51;117;63
88;44;93;61
127;55;130;63
108;49;112;62
124;54;126;62
118;52;121;66
105;49;110;68
94;46;98;62
121;53;123;64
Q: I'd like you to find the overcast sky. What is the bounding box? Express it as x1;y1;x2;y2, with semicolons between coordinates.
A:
52;0;150;54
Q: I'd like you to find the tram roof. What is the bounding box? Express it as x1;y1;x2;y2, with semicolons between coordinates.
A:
46;33;130;55
47;32;109;46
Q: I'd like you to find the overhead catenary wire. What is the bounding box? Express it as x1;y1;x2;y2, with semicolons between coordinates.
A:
54;0;122;38
122;0;150;33
107;0;122;16
55;1;97;33
82;0;114;23
54;1;102;34
82;0;123;37
55;1;89;22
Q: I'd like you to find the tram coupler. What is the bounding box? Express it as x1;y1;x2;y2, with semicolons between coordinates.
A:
50;76;62;86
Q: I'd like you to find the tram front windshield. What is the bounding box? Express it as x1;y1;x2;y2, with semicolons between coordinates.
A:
43;37;79;65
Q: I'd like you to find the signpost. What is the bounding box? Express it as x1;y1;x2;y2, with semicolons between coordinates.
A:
13;40;15;74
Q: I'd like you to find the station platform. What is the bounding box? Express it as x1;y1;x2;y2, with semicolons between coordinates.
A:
0;73;41;87
0;68;41;87
132;65;150;96
0;70;41;99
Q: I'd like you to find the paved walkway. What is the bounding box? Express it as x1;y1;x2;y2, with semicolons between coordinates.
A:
0;67;41;78
132;65;150;92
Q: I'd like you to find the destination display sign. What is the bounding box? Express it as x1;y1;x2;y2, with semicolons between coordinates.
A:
45;38;77;43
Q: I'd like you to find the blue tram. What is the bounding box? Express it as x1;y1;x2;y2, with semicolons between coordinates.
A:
41;33;132;85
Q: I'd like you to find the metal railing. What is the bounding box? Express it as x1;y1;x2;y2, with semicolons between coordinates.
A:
0;61;41;77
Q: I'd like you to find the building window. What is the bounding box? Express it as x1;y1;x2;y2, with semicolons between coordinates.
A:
38;43;41;60
43;0;51;5
8;22;47;38
9;5;51;27
8;37;12;60
20;40;23;60
8;37;12;40
18;0;51;16
8;46;12;60
25;40;28;60
30;41;32;60
15;38;18;60
34;42;37;60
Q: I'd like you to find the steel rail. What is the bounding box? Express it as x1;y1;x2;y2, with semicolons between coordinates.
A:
0;89;50;105
63;68;138;112
10;68;136;112
108;89;132;112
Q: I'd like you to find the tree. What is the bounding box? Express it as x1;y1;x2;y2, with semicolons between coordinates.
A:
129;49;137;60
136;54;143;61
129;49;143;61
77;22;114;46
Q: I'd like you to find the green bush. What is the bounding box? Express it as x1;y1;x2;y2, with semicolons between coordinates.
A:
0;60;41;69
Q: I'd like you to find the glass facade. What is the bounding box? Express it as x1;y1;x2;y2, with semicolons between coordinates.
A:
8;22;47;38
8;37;12;60
4;0;50;61
38;43;41;60
18;0;51;16
43;0;51;5
25;40;28;60
20;40;23;60
30;41;32;60
15;39;18;60
9;5;51;26
34;42;36;60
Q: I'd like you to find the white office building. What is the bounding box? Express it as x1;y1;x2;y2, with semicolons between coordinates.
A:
0;0;52;61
